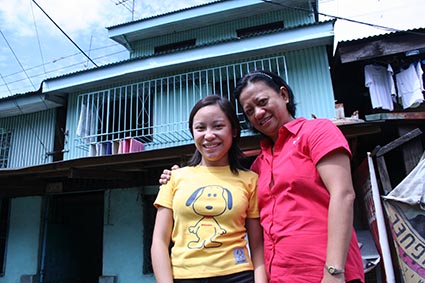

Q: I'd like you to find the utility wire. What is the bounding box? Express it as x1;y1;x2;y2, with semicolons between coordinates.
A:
1;44;124;80
3;1;424;94
0;30;37;90
0;73;14;96
260;0;425;36
30;0;47;74
0;29;49;110
0;49;128;92
31;0;99;67
0;73;49;157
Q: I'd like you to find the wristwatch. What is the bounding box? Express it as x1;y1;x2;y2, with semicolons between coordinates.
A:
325;264;345;275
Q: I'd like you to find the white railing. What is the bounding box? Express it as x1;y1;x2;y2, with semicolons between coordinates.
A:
75;55;287;155
0;129;12;168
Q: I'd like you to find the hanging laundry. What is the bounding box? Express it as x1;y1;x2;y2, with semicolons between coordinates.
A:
119;137;144;153
76;102;96;142
395;62;424;109
364;64;396;111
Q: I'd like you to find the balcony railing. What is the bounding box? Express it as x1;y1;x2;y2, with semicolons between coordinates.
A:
0;129;11;168
75;55;288;155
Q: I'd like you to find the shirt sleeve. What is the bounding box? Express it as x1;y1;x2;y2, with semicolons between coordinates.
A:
246;172;260;219
153;177;175;209
307;119;351;165
364;64;373;87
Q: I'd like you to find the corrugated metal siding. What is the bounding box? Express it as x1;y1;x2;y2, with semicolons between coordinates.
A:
65;46;334;160
284;46;335;119
65;55;290;159
0;109;56;168
131;6;314;58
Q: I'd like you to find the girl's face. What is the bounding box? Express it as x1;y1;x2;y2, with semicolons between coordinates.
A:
239;81;293;142
192;104;234;167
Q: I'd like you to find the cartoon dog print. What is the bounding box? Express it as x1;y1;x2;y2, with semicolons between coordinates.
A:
185;185;233;249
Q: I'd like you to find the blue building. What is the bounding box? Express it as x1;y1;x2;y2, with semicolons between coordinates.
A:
0;1;339;282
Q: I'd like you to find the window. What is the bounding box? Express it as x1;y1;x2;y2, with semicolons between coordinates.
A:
154;39;196;54
0;129;12;169
236;21;284;38
75;55;288;152
75;85;154;153
0;198;10;275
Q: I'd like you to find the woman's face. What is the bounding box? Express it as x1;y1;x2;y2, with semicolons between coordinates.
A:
192;104;234;167
239;81;293;142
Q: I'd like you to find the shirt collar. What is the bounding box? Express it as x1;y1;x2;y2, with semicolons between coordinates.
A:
259;117;306;149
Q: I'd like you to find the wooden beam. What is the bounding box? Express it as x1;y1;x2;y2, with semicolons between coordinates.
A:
338;33;425;63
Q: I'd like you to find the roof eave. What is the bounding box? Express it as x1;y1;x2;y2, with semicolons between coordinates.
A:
44;21;334;94
107;0;312;46
0;91;66;118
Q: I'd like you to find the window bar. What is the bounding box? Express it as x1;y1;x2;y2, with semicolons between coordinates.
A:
124;86;128;138
282;56;289;83
178;74;183;123
167;77;170;134
185;73;190;124
129;85;133;138
96;92;102;142
135;83;140;138
147;81;151;138
205;69;210;96
89;92;96;143
198;71;202;100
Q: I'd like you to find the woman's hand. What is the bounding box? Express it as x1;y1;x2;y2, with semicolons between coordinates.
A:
158;164;180;185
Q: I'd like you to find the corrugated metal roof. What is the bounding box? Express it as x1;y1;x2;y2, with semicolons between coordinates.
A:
338;27;425;44
41;20;334;84
336;27;425;63
107;0;313;45
106;0;225;29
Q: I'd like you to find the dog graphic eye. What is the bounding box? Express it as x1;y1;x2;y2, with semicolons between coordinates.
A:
208;193;217;197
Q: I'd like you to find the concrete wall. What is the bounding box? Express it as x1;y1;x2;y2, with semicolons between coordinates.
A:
102;188;155;283
0;197;42;283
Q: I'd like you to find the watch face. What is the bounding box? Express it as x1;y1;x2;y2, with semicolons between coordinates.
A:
326;265;343;275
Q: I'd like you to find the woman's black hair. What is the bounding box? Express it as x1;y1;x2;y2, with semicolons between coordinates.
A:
187;95;246;174
233;70;296;117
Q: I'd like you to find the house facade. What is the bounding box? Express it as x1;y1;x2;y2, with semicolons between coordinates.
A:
0;1;338;282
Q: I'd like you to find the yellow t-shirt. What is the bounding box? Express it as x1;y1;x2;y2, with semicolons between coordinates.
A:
154;165;259;279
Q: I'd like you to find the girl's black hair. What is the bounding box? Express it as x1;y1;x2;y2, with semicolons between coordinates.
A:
233;70;296;117
187;95;246;174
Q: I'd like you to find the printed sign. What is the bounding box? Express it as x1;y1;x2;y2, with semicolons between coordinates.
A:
384;200;425;282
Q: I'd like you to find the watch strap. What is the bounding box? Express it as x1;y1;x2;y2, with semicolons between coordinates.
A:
325;264;345;275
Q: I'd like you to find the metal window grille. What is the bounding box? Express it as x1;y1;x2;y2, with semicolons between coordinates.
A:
0;129;12;169
75;55;287;153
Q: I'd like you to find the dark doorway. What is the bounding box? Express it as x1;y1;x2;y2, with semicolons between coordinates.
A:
41;192;103;283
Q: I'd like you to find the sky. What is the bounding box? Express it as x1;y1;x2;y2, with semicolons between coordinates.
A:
318;0;425;43
0;0;211;98
0;0;424;99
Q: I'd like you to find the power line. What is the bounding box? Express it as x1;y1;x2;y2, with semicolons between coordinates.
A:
30;0;47;75
261;0;425;36
0;43;124;80
0;30;37;90
3;0;424;95
0;49;128;91
0;73;13;96
0;73;50;157
31;0;99;68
